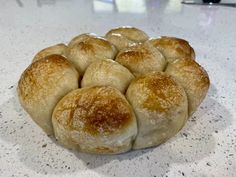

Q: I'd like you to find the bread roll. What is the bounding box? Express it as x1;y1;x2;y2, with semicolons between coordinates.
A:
116;43;166;76
52;86;137;154
126;72;188;149
66;35;117;74
32;43;67;62
17;55;79;135
146;37;195;63
105;26;149;50
165;58;210;116
67;33;97;48
81;59;134;93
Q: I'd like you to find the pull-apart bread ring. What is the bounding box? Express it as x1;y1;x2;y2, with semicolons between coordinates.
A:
17;27;210;154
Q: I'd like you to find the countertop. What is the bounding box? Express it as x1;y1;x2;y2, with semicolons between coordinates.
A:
0;0;235;177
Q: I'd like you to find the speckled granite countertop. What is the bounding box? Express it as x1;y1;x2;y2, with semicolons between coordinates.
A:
0;0;235;177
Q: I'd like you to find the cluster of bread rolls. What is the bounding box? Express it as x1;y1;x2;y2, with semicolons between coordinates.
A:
17;26;210;154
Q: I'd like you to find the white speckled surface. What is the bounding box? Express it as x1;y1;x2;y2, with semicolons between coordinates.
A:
0;0;235;177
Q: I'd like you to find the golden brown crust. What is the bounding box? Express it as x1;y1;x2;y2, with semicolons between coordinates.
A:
115;43;166;76
146;37;195;62
126;72;188;149
18;55;75;102
53;87;134;136
70;36;115;54
171;59;209;88
81;59;134;93
105;26;149;42
117;50;146;63
66;35;117;74
130;72;186;113
68;33;97;48
32;43;68;62
87;36;116;51
68;34;116;54
18;54;79;135
165;58;210;115
105;26;149;50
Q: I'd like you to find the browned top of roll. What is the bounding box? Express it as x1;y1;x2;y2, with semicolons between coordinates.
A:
105;26;149;42
68;35;117;59
68;33;97;48
115;43;166;76
85;36;115;52
32;43;68;62
167;58;210;90
130;72;186;113
68;33;116;52
53;86;134;136
117;44;152;63
18;54;77;103
147;36;195;61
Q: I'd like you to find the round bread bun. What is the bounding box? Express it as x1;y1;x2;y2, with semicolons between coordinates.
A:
81;59;134;93
115;43;166;76
165;58;210;116
146;37;195;63
126;72;188;149
17;55;79;135
66;34;117;74
52;86;137;154
32;43;67;62
105;26;149;50
67;33;97;48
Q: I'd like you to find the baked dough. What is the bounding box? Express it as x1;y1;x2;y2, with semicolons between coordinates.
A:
81;59;134;93
66;34;117;74
17;27;210;154
105;26;149;50
116;43;166;76
146;37;195;63
32;43;67;62
126;72;188;149
52;86;137;154
17;55;79;135
67;33;97;48
165;58;210;115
